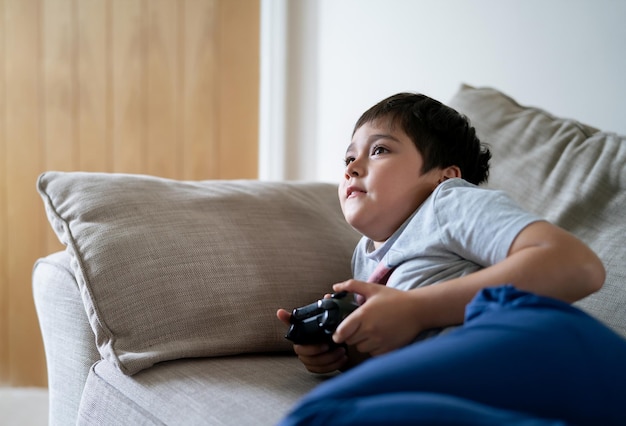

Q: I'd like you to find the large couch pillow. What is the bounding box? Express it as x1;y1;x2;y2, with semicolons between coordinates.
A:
38;172;360;375
449;84;626;338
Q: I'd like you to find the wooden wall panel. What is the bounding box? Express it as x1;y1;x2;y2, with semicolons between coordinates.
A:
112;0;145;174
0;0;7;385
3;0;48;386
43;0;78;170
181;0;219;180
218;0;259;179
0;0;259;386
77;0;110;172
147;0;180;178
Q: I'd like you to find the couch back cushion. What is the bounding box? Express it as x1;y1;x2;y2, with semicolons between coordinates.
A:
449;84;626;338
38;173;360;375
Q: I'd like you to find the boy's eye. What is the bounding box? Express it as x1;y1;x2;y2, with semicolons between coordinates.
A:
372;146;388;156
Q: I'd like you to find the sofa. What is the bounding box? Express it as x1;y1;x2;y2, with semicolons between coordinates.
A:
33;85;626;425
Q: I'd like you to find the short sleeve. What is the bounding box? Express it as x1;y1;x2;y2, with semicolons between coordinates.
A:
434;180;542;267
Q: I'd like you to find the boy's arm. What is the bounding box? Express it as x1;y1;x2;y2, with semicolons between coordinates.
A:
333;221;605;356
422;220;604;324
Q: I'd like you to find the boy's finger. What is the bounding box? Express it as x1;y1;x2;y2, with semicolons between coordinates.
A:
293;343;330;356
333;313;361;344
333;279;377;296
276;308;292;325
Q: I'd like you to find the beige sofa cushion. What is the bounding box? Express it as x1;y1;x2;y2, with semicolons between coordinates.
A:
38;173;360;375
449;84;626;338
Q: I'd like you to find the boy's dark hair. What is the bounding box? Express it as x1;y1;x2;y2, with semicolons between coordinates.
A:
353;93;491;185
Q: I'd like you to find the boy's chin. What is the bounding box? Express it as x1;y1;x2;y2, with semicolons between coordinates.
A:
344;218;366;236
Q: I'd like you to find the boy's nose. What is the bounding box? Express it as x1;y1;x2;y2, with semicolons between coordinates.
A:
345;163;360;178
345;158;363;178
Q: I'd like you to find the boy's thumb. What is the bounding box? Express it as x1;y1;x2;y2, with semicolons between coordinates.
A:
276;308;292;326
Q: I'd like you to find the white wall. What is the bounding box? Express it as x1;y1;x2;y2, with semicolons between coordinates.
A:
260;0;626;182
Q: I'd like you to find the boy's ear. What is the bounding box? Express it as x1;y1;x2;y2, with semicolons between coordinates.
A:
439;166;462;183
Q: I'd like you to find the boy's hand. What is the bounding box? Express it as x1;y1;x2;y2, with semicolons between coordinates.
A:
276;308;348;374
331;280;425;356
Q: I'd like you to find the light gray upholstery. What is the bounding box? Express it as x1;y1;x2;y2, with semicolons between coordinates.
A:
34;251;328;426
37;175;359;376
78;355;331;426
33;251;101;426
35;179;356;425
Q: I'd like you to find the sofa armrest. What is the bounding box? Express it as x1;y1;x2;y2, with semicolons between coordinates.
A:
33;250;100;426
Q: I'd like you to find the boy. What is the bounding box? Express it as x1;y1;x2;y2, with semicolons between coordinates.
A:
277;93;626;424
278;92;603;371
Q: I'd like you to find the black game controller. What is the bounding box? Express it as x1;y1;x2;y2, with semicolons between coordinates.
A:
285;291;359;345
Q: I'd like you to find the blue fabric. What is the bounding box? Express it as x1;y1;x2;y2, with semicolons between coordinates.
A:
279;286;626;425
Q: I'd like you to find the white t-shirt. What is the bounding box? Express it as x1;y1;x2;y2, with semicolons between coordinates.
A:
352;178;542;291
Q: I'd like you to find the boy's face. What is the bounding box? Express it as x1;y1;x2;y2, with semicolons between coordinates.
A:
339;120;441;247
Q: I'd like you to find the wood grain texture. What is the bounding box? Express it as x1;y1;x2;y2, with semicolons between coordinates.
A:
217;0;259;179
77;0;110;172
3;0;48;386
0;0;259;386
181;0;220;179
0;0;7;386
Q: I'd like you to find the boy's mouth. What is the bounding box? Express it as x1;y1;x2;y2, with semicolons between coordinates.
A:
346;186;366;198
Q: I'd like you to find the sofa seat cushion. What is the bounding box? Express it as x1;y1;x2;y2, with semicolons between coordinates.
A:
78;355;328;426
